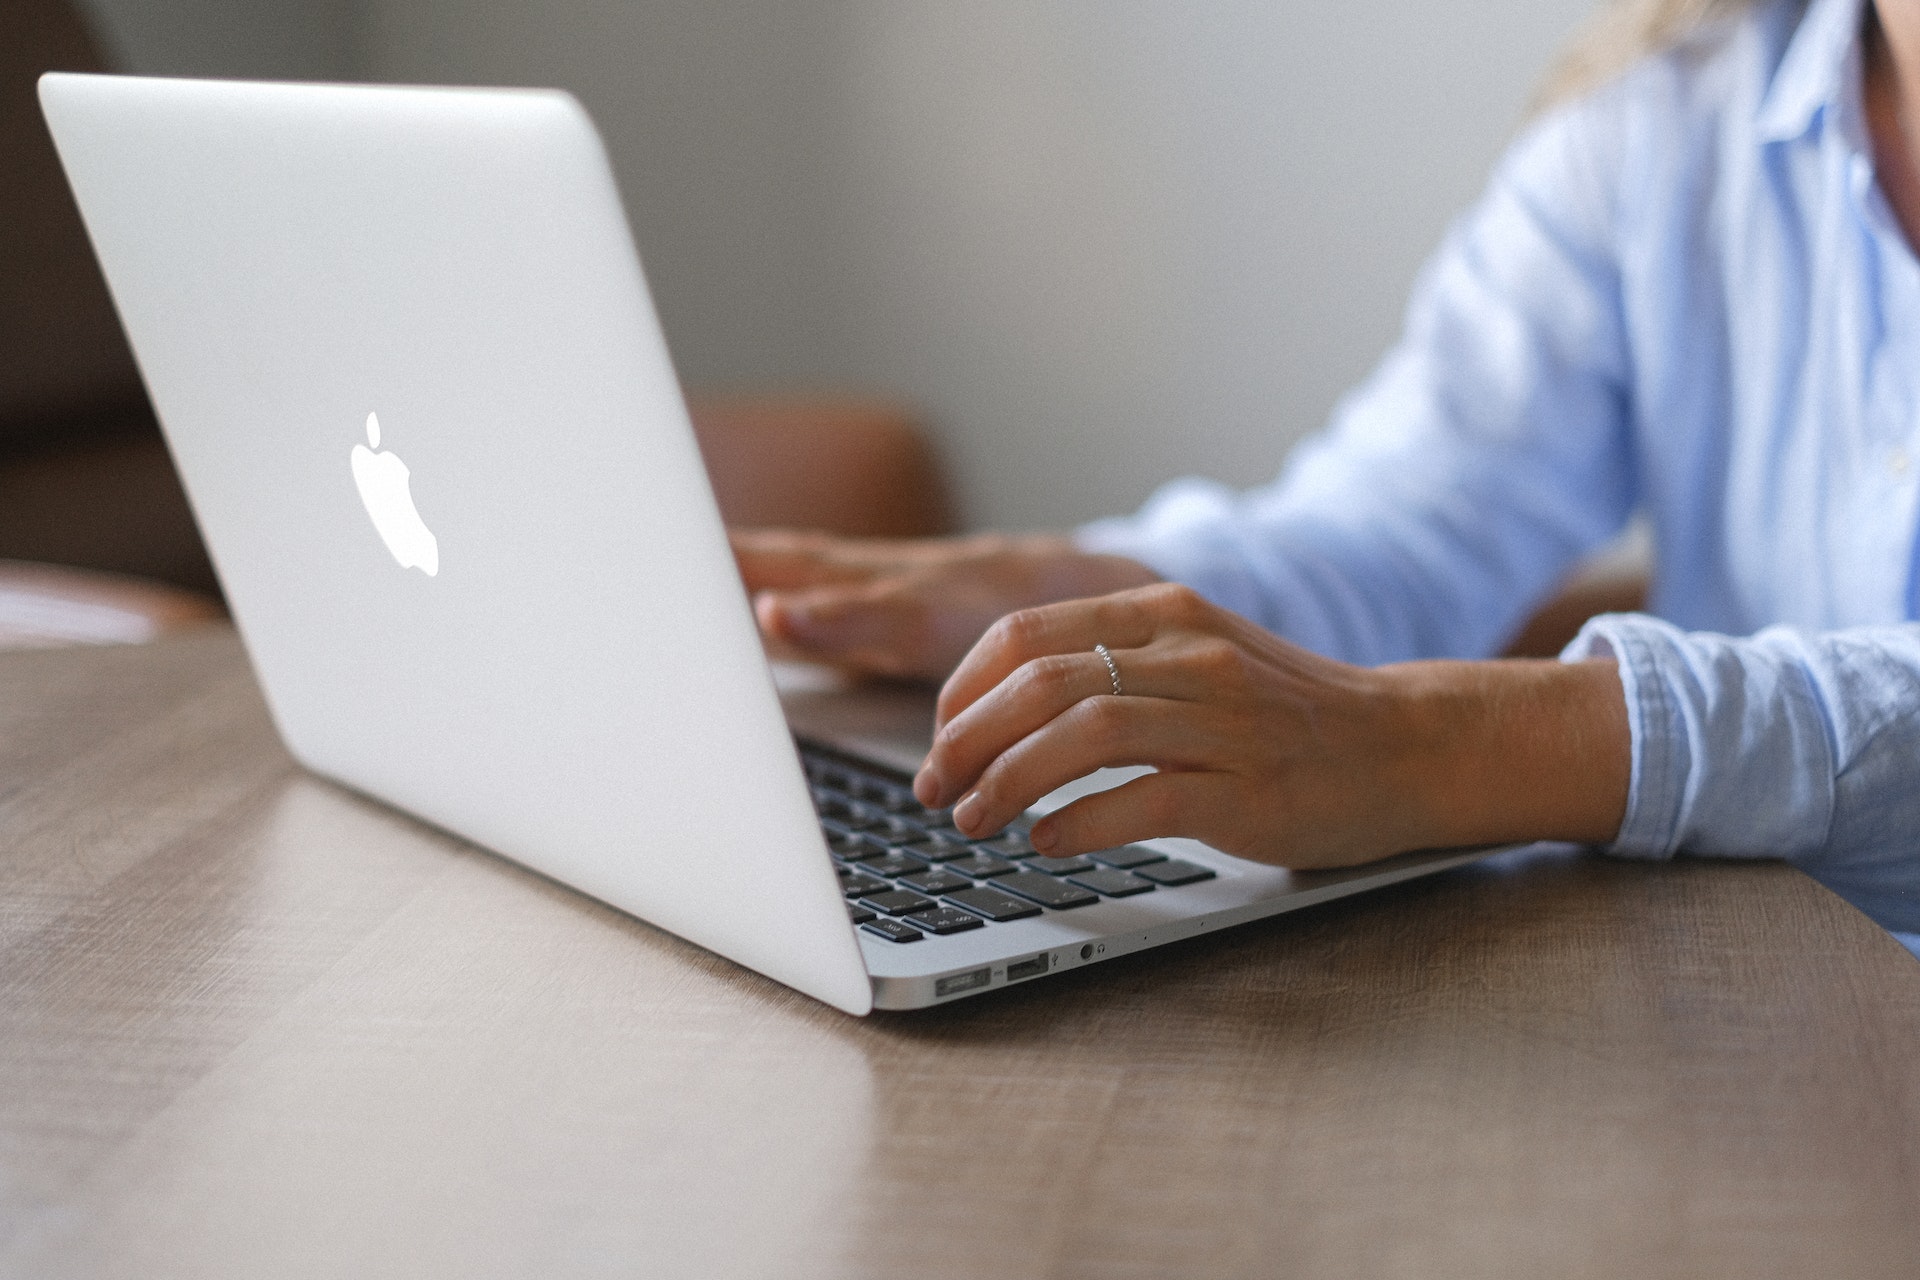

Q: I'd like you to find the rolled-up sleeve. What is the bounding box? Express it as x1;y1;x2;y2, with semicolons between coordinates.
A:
1565;613;1920;940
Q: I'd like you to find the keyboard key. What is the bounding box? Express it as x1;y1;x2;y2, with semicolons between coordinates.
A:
945;853;1018;879
862;852;929;879
860;888;938;916
1023;854;1097;876
976;831;1036;857
869;785;922;813
836;806;890;832
862;918;923;943
1067;868;1155;898
996;872;1099;910
943;886;1043;922
811;788;854;819
904;907;987;936
838;870;891;899
1092;845;1167;870
846;775;897;802
873;815;932;843
1134;859;1216;886
828;832;888;860
847;902;877;924
900;868;974;896
899;834;973;862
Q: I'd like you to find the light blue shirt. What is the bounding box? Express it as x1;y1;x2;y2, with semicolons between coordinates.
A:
1079;0;1920;955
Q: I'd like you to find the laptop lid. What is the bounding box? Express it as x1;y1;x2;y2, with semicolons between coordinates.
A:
39;72;873;1015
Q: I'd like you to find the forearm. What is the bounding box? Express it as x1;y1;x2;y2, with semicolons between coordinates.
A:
1387;657;1630;849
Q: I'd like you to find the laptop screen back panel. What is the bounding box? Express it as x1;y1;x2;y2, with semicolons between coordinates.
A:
41;74;873;1014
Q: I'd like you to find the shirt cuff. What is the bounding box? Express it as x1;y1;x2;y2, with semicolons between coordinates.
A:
1560;614;1688;859
1561;613;1838;863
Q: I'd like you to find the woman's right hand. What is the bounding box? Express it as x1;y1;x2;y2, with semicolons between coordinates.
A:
730;528;1160;682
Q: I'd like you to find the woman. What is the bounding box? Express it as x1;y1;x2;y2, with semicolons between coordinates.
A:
735;0;1920;954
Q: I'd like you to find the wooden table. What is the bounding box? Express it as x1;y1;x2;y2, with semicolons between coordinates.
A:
4;629;1918;1279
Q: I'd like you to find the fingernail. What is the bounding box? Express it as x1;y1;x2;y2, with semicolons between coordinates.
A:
779;600;816;638
913;767;941;806
1030;821;1057;852
953;792;984;834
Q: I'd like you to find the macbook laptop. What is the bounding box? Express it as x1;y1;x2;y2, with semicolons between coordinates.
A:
40;72;1497;1015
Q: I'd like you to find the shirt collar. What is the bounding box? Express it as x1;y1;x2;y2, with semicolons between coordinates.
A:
1755;0;1868;143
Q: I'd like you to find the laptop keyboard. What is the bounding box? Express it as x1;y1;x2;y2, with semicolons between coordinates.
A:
802;743;1215;945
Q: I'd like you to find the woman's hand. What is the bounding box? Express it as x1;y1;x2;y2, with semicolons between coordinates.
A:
731;528;1160;681
913;583;1630;870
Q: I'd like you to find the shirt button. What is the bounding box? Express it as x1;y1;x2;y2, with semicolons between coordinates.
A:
1891;447;1912;477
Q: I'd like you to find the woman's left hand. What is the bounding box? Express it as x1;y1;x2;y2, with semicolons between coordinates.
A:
911;583;1630;870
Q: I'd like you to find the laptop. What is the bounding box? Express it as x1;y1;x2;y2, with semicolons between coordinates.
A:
39;72;1496;1014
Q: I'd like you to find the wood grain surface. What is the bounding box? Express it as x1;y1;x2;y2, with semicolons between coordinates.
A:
3;629;1917;1279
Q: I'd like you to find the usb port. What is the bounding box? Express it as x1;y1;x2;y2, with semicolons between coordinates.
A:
936;967;991;997
1005;954;1049;982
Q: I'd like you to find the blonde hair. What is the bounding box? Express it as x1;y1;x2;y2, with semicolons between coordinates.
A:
1534;0;1770;108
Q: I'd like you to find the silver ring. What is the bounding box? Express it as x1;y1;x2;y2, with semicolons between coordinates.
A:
1093;643;1123;697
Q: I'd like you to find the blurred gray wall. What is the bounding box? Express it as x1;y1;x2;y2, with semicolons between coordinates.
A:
79;0;359;80
78;0;1596;531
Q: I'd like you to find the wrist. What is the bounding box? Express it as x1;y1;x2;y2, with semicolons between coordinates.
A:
1385;657;1630;850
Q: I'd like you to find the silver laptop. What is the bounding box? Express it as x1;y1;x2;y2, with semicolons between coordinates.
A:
40;72;1495;1014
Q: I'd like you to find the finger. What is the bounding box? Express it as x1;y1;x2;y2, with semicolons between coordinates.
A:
749;592;871;667
937;587;1178;729
949;694;1220;839
917;648;1120;807
730;529;876;591
1026;770;1225;856
757;583;936;677
747;601;816;665
921;638;1227;805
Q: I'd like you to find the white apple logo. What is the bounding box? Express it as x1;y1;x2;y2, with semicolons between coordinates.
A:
350;412;439;576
